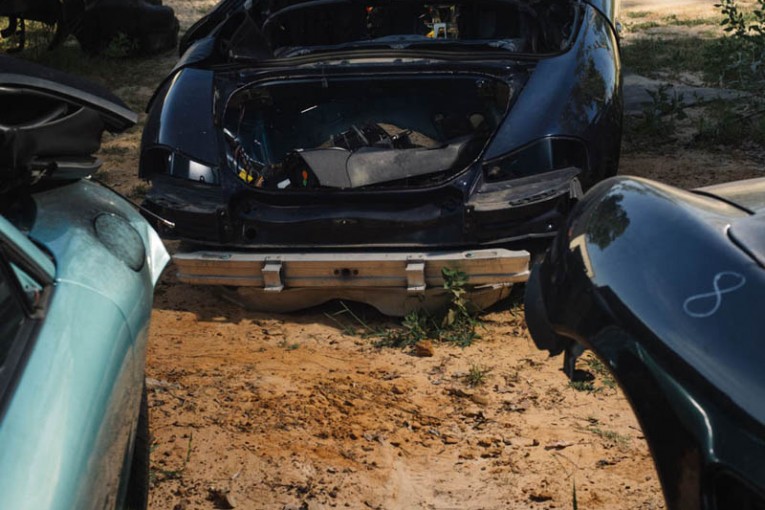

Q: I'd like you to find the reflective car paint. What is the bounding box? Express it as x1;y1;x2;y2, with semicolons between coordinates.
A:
0;180;169;509
0;215;55;282
483;5;622;187
140;2;622;251
525;176;765;510
583;0;618;24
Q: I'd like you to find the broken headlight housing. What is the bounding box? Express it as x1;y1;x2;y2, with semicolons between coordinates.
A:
141;147;220;185
483;138;588;183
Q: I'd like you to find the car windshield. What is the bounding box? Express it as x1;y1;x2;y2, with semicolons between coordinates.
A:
257;0;582;57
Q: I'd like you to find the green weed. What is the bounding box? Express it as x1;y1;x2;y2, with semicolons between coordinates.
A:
277;339;301;351
569;380;595;393
330;267;483;349
587;425;631;448
693;98;765;146
465;364;492;387
585;356;617;390
102;32;139;59
150;433;193;484
627;83;688;145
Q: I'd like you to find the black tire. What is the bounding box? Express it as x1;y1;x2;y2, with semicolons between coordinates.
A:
125;386;150;510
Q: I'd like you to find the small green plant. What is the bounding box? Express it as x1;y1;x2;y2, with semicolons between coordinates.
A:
662;14;716;27
585;356;617;390
630;20;661;31
377;310;431;347
438;267;482;347
569;380;595;392
636;83;688;140
464;364;492;387
694;98;765;146
587;425;630;448
711;0;765;87
331;267;483;349
103;32;139;58
277;339;300;350
718;0;765;40
128;182;151;201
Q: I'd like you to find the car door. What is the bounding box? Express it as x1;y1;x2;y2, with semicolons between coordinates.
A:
0;216;139;510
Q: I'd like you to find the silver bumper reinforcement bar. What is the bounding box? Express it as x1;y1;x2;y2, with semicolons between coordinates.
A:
173;248;530;316
174;248;530;291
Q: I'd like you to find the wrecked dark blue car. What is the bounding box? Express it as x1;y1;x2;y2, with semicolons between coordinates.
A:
139;0;623;315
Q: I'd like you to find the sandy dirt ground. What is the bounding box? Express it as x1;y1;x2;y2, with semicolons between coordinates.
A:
621;0;716;13
78;1;763;509
146;282;663;510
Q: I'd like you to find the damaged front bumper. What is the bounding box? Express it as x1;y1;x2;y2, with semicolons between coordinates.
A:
174;247;529;315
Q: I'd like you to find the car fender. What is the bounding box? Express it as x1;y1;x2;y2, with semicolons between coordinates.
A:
484;4;622;186
0;282;139;510
582;0;618;24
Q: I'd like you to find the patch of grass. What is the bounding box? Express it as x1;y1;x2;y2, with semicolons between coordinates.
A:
622;36;723;79
569;380;595;392
629;20;661;31
622;1;765;151
128;182;151;201
622;1;764;87
626;82;689;146
662;15;719;27
587;425;630;448
332;267;483;349
464;364;492;387
693;98;765;146
377;309;432;347
102;32;139;58
711;0;765;89
626;11;651;19
278;339;301;351
99;145;131;156
585;356;617;390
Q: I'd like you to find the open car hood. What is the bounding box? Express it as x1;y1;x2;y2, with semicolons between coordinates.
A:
0;56;137;132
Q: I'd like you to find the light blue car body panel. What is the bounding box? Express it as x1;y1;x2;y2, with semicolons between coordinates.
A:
585;0;617;23
0;215;55;280
0;179;169;510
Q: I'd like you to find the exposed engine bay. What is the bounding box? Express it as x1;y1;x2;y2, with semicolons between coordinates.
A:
222;75;511;190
